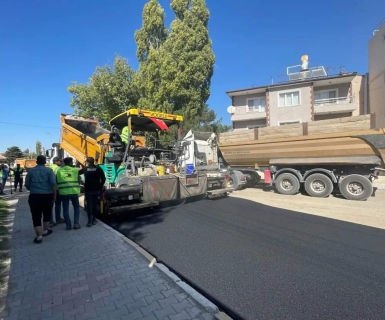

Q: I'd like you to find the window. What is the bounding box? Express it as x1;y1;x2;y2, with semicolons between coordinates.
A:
279;121;300;126
247;98;266;112
279;91;300;107
314;90;337;106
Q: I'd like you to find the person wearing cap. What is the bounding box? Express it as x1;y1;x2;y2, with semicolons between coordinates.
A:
25;155;56;244
48;157;65;226
78;157;106;227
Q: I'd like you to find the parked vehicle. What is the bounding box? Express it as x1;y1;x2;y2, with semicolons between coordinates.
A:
15;158;36;172
217;115;384;201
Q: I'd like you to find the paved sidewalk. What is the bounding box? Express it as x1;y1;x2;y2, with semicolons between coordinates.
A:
1;194;216;320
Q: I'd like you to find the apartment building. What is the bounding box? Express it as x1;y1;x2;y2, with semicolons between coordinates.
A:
368;18;385;128
227;59;367;129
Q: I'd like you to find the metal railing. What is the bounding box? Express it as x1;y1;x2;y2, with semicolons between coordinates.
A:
314;96;354;107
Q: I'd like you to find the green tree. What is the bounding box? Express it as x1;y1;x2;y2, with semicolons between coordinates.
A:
160;0;215;128
135;0;168;63
35;141;42;156
135;0;170;112
68;55;138;127
3;146;23;164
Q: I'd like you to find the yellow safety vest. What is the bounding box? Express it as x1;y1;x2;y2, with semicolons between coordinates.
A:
121;126;129;143
49;164;59;174
56;166;80;196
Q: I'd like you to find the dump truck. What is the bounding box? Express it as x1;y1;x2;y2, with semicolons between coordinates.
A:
15;158;36;171
218;115;385;201
46;109;232;216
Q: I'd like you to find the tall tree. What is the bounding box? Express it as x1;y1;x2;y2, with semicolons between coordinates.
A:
35;141;42;156
135;0;168;63
3;146;23;164
135;0;169;111
68;55;138;127
160;0;216;130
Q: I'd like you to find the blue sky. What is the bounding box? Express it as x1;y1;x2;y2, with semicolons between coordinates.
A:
0;0;384;152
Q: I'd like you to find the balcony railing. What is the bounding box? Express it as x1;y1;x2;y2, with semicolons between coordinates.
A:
314;96;354;107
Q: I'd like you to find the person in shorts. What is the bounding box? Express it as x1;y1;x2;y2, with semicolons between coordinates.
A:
25;155;56;244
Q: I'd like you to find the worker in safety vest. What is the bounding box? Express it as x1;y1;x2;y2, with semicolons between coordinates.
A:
12;164;24;192
0;164;8;195
56;157;81;230
121;126;129;144
48;157;65;226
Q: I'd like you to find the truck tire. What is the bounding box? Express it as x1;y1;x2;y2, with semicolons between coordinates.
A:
304;173;333;198
339;174;373;201
274;173;300;195
229;172;241;190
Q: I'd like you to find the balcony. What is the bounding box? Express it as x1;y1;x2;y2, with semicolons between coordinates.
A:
230;106;267;122
314;96;357;115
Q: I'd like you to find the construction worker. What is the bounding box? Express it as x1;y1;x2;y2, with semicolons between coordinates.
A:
78;157;106;227
48;157;65;226
12;164;24;192
120;126;129;144
0;164;8;195
56;157;81;230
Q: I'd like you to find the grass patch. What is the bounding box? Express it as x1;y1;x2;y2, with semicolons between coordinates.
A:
0;199;10;284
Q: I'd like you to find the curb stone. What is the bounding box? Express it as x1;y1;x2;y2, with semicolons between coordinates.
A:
96;216;232;319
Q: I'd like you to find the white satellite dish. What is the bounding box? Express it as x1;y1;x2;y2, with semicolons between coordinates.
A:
227;106;236;114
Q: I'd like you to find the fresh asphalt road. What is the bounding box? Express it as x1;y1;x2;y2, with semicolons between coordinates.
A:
107;196;385;320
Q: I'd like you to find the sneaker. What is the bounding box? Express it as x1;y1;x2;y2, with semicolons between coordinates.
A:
73;224;81;230
87;222;92;227
43;229;53;237
92;220;97;225
50;222;57;228
57;219;66;224
19;189;22;192
34;237;42;244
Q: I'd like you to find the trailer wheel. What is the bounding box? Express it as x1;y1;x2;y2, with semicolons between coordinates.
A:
229;172;241;190
274;173;300;195
339;174;373;201
304;173;333;198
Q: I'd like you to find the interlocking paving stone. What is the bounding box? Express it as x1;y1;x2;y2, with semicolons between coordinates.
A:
1;194;215;320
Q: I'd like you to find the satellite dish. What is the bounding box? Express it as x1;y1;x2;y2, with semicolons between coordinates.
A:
227;106;236;114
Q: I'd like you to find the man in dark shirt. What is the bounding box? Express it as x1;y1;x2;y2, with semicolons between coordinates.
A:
79;157;106;227
12;164;24;192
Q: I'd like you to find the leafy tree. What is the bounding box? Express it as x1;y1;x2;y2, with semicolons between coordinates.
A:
35;141;42;156
135;0;170;112
3;146;23;164
135;0;168;63
68;55;138;127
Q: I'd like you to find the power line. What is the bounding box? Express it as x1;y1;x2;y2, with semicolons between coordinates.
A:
0;121;59;129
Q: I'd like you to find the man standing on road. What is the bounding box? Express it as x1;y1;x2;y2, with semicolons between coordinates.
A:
56;157;81;230
79;157;106;227
25;155;56;244
48;157;65;226
12;164;24;192
0;164;8;195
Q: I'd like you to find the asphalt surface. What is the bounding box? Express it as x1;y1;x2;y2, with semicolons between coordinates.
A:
107;196;385;319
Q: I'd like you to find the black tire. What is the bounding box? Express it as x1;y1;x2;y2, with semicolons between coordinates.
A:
274;173;300;195
229;172;241;190
304;173;334;198
339;174;373;201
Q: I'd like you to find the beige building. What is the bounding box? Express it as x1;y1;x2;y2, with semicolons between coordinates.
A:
368;19;385;128
227;66;367;129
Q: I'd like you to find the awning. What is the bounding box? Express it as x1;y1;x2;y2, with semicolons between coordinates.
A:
149;117;169;131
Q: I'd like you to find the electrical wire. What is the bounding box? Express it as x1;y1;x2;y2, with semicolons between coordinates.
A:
0;121;59;129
